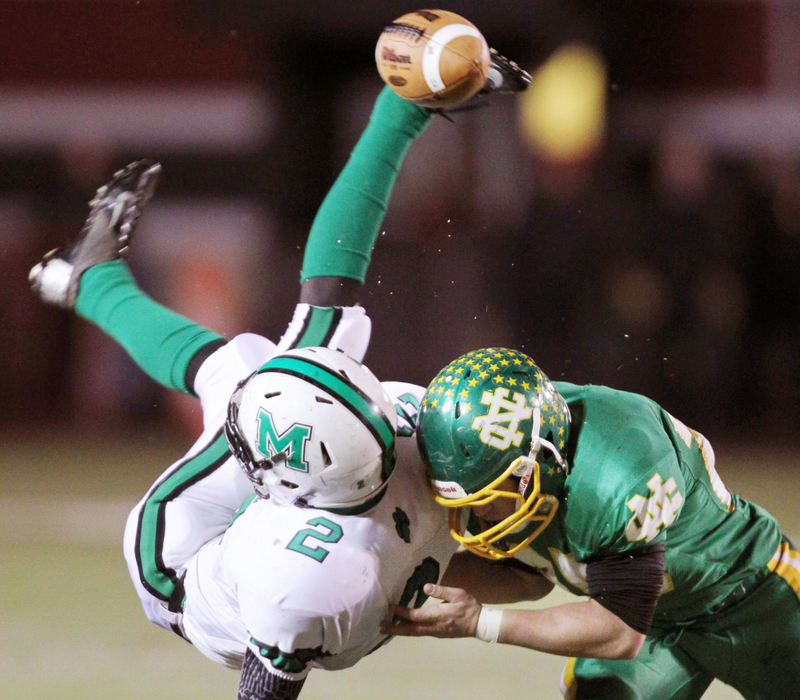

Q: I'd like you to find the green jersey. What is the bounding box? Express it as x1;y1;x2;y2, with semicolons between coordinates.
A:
510;382;783;627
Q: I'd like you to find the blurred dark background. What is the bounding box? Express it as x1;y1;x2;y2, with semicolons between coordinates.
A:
2;0;799;443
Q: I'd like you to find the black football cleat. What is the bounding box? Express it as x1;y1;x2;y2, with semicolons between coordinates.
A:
29;159;161;308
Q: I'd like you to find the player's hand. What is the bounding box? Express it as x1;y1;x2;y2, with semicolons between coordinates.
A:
381;583;482;639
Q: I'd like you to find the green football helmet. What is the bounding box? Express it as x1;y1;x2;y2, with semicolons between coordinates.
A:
417;348;570;560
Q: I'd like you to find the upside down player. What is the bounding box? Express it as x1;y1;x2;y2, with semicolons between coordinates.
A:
28;57;534;699
385;357;800;688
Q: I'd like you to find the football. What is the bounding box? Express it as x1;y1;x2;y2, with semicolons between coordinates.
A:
375;9;490;108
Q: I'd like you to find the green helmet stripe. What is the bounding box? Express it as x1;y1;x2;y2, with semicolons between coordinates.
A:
259;355;395;464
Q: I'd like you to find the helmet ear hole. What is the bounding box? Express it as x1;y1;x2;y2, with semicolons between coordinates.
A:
315;395;334;405
320;442;333;467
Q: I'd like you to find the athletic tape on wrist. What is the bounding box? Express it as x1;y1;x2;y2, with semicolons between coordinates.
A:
475;606;503;643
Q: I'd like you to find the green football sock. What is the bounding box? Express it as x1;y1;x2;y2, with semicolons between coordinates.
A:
75;260;225;395
300;87;432;284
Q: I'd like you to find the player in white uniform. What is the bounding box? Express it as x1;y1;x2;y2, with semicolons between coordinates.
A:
182;365;452;675
29;57;530;698
136;336;455;686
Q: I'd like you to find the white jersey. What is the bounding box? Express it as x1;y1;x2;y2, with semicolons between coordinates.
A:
182;434;455;678
122;306;455;680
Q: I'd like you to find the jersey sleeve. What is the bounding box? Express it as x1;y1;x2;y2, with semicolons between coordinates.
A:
275;303;371;361
122;431;254;627
382;381;425;437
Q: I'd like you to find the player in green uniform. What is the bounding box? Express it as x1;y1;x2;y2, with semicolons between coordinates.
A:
387;347;800;697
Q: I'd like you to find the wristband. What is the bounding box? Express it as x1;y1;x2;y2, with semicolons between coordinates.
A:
475;606;503;643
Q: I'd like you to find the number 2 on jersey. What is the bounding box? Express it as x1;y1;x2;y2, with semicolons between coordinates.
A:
286;517;343;562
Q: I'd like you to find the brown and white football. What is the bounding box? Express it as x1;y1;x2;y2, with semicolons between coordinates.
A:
375;9;490;108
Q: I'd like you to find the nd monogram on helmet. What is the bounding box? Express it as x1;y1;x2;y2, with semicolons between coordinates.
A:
472;386;533;451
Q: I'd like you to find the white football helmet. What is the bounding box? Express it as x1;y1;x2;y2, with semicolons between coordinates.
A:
224;346;397;510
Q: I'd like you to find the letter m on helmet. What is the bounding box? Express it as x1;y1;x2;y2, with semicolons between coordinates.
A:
256;408;312;473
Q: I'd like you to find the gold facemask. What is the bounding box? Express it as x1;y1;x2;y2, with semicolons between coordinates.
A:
437;455;559;560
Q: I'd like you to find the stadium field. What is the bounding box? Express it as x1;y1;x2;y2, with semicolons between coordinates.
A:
2;433;796;699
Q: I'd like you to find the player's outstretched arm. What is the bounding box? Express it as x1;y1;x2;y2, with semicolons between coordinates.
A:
237;649;306;700
386;544;664;658
384;583;646;659
298;87;431;309
298;43;532;309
